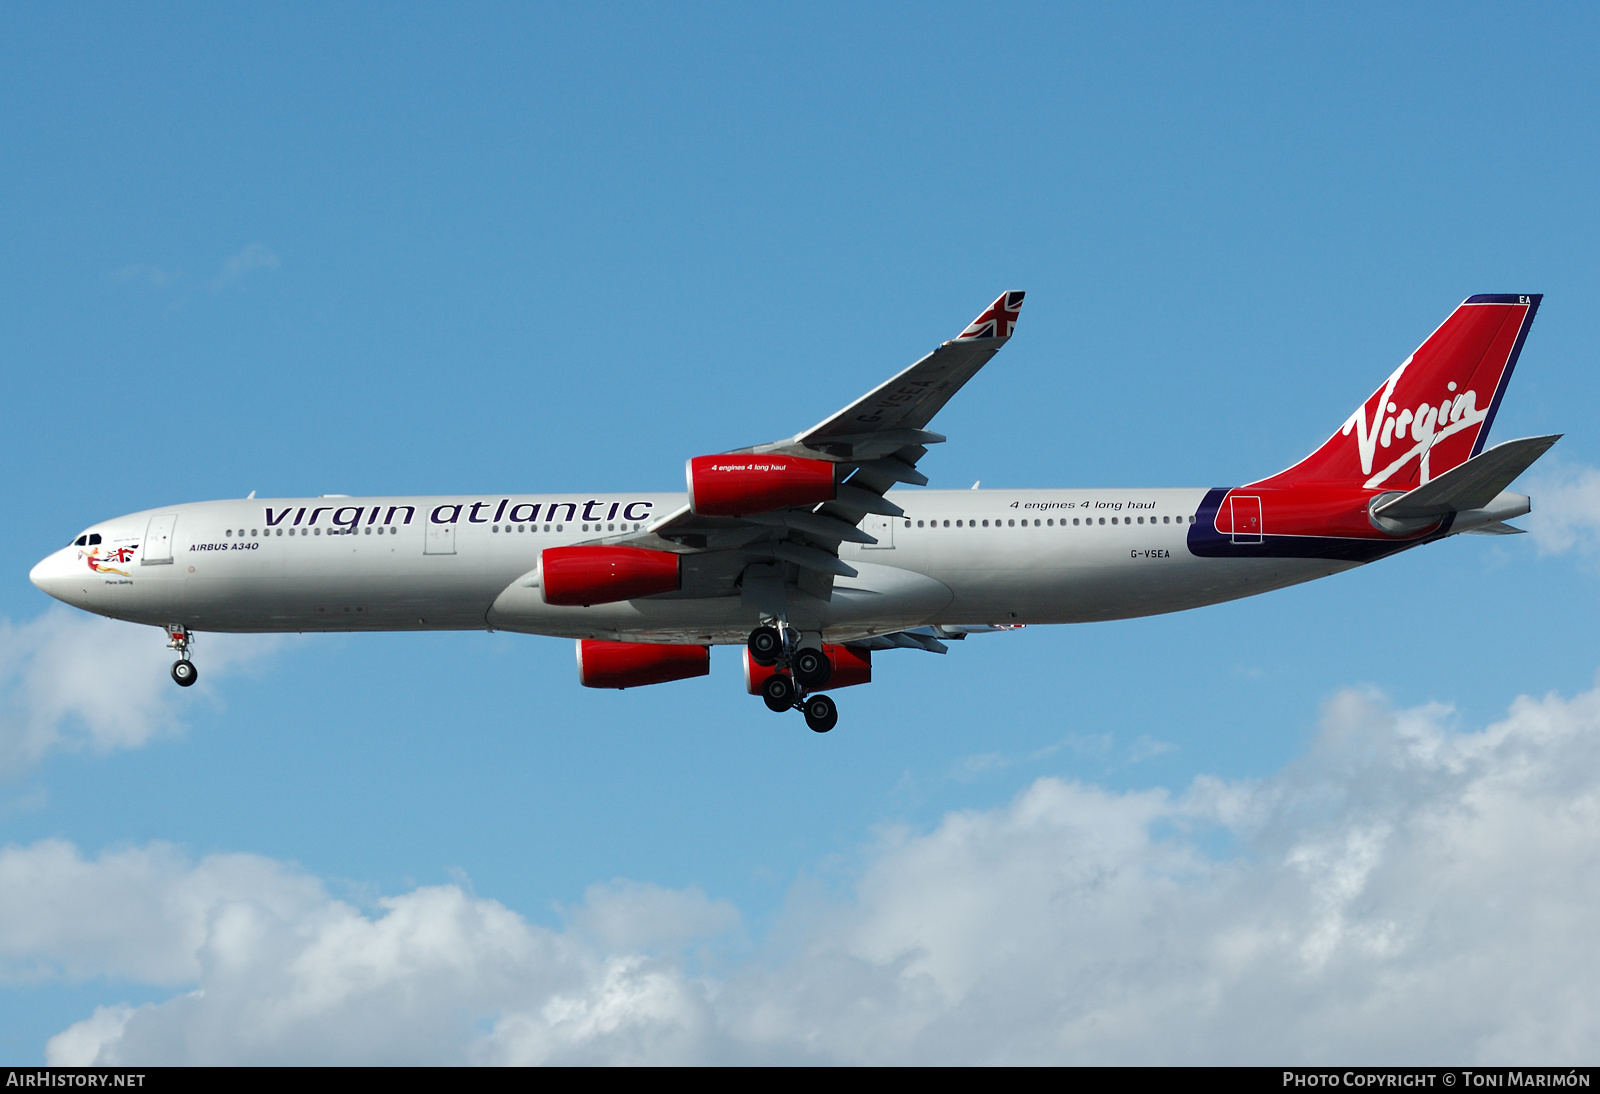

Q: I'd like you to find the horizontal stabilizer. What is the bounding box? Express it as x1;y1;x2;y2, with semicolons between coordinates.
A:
1373;434;1561;519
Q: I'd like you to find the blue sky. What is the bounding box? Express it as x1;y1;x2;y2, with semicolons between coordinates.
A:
4;3;1600;1064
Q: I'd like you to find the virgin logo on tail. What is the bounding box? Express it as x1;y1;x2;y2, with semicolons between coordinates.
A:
1253;295;1538;493
1340;363;1486;487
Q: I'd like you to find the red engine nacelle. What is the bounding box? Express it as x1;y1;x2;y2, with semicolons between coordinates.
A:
686;454;837;516
744;643;872;693
578;640;709;689
540;546;681;606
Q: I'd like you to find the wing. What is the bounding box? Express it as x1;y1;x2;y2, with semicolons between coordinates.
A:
748;289;1028;462
604;291;1025;604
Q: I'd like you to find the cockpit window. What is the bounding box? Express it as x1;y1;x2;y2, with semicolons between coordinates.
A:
73;533;103;547
74;535;87;546
89;534;102;545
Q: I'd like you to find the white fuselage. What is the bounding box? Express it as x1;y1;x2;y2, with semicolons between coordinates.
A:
29;488;1363;645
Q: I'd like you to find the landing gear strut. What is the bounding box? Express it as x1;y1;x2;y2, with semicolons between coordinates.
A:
166;624;198;688
747;622;839;732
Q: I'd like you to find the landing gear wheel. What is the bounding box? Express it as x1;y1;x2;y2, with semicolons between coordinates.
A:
748;625;782;667
171;660;198;688
803;693;838;733
761;673;796;712
792;647;832;688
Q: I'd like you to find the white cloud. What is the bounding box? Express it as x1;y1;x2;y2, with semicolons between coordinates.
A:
1524;462;1600;556
0;609;280;774
27;675;1600;1064
211;243;279;289
0;840;322;985
110;264;174;289
565;880;740;953
1128;734;1177;761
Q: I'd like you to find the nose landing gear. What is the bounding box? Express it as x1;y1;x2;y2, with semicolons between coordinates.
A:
747;623;840;732
166;625;198;688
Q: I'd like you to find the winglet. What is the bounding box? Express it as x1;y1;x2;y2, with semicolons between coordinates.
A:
955;291;1026;341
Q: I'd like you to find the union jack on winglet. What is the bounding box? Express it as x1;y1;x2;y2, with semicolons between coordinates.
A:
956;291;1026;340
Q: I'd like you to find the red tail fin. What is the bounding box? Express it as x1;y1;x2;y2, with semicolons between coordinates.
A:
1255;295;1541;491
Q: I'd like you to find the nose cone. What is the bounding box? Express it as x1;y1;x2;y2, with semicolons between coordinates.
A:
30;548;86;607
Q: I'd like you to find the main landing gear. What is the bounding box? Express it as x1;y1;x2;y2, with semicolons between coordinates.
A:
749;624;839;733
166;624;198;688
802;693;838;733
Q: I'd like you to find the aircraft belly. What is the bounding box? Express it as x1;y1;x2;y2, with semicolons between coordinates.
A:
487;560;952;644
909;545;1351;625
937;555;1351;623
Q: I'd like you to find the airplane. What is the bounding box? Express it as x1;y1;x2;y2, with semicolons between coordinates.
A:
30;291;1559;733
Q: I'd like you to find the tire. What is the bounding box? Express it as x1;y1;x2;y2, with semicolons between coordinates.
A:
761;672;795;712
803;694;837;733
171;660;198;688
792;647;832;688
747;626;782;667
